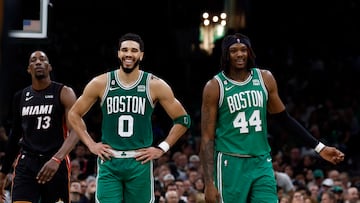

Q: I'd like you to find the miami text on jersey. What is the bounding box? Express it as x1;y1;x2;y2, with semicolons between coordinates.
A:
22;105;54;116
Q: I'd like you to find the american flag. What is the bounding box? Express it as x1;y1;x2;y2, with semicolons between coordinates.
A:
23;20;41;32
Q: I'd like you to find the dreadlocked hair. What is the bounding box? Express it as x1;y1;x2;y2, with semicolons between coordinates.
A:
220;33;256;73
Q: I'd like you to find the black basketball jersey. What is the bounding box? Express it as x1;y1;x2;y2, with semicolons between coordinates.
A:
16;82;66;155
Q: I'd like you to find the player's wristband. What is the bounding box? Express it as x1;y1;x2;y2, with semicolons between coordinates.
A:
51;156;62;164
158;141;170;153
314;142;326;153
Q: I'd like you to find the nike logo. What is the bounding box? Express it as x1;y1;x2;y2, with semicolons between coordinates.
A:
109;87;120;91
225;85;234;91
25;96;34;101
267;158;272;162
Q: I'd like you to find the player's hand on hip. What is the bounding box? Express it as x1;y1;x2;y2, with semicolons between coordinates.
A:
135;147;164;164
90;142;113;161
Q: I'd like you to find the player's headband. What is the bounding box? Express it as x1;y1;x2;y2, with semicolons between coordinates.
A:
222;36;252;51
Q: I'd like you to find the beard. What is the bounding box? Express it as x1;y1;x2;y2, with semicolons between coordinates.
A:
120;59;140;74
35;72;46;80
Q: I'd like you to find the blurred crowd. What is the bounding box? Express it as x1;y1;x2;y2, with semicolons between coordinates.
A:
3;108;360;203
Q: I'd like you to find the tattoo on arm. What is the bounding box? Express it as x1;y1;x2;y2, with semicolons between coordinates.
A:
200;139;214;185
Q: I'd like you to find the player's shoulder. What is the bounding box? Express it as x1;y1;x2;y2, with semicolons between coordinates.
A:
207;72;221;86
13;88;26;99
90;72;108;85
257;67;275;80
256;67;271;74
147;72;173;95
148;72;165;84
51;81;64;87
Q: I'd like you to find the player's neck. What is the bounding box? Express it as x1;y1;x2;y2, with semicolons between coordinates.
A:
32;78;52;91
227;68;251;82
118;68;141;86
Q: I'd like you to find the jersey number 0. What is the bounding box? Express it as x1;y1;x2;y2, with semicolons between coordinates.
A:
118;115;134;137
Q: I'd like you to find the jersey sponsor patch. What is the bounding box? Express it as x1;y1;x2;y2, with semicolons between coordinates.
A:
137;85;145;92
253;79;260;86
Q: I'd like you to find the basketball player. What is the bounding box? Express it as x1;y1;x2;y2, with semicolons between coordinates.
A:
199;33;345;203
0;50;79;203
68;33;191;203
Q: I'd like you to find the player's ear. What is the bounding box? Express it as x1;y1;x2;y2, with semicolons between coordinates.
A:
48;63;53;71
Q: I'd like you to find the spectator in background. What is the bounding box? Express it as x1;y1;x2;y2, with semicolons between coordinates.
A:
70;159;82;182
175;179;188;203
193;177;205;193
188;154;201;170
172;152;189;180
154;163;172;189
183;179;196;197
289;147;304;175
291;190;305;203
79;179;88;197
71;142;96;179
275;169;296;197
319;178;335;202
280;194;291;203
284;164;296;183
166;182;186;203
187;190;198;203
165;190;181;203
187;167;200;186
323;179;335;190
321;190;337;203
339;172;351;191
82;175;96;203
163;173;176;190
331;185;345;203
345;187;360;203
0;125;8;161
308;184;320;202
328;169;340;182
70;180;89;203
314;169;326;188
302;154;318;171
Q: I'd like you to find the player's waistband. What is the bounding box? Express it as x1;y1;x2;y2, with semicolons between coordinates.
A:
21;150;50;157
222;152;254;158
109;149;138;158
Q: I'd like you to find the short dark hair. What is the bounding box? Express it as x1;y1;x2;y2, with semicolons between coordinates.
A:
220;33;256;73
118;33;144;51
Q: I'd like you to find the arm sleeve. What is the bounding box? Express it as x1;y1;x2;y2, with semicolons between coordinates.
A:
1;92;23;174
270;110;319;148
